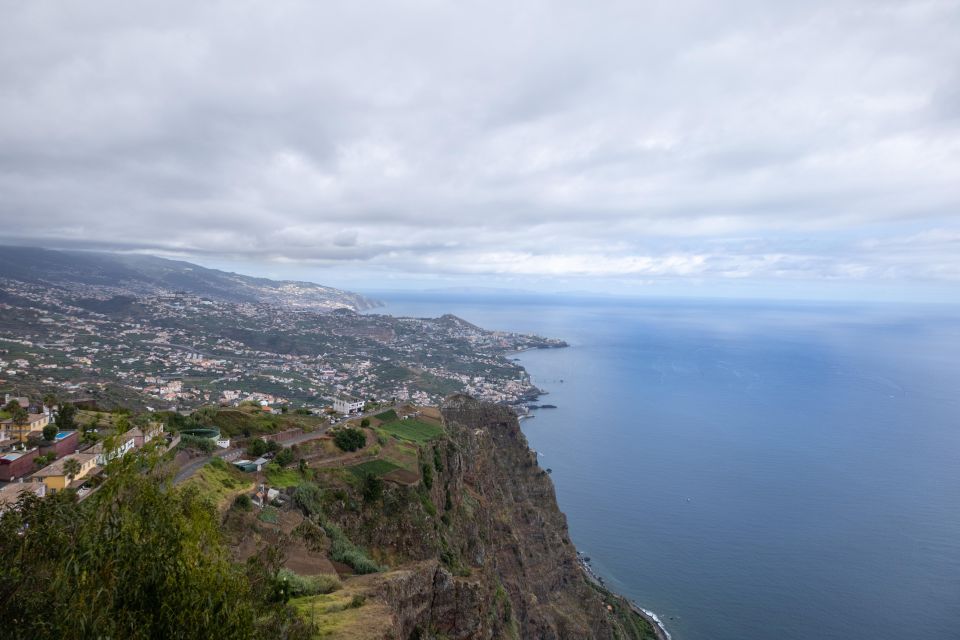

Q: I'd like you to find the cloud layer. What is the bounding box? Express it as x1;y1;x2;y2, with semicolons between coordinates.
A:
1;0;958;291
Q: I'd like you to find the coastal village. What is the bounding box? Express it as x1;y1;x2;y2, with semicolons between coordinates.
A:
0;277;563;413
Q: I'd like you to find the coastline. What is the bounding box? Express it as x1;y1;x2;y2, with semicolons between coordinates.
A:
576;553;672;640
513;343;672;640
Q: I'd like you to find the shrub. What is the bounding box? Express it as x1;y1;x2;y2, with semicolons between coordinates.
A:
274;448;294;467
421;463;433;489
333;428;366;452
258;506;279;524
247;439;268;457
42;424;58;442
179;434;215;454
361;473;383;503
360;418;370;428
275;569;340;597
292;483;324;516
319;519;382;574
233;494;253;511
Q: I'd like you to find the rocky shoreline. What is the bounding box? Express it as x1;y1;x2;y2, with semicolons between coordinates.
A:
577;553;672;640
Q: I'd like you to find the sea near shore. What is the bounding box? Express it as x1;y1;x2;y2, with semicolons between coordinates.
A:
368;292;960;640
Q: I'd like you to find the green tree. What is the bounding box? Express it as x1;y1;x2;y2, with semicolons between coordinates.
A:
247;438;268;457
0;464;259;640
333;428;366;452
56;402;77;431
42;423;58;442
360;417;370;428
62;458;81;484
274;448;294;467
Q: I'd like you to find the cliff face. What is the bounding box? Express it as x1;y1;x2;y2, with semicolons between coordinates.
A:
330;396;656;640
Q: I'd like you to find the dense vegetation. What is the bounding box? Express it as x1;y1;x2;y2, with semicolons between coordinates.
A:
333;427;366;452
0;455;311;640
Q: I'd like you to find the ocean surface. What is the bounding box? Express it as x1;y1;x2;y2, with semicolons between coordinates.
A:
367;293;960;640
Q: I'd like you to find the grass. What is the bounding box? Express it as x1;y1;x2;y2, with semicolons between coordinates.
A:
346;459;401;480
264;463;303;488
319;519;383;574
372;409;398;423
184;460;254;511
376;419;444;443
276;569;341;597
211;408;327;437
258;505;279;524
290;590;392;639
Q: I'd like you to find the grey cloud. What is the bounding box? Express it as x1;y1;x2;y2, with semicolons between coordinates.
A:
0;0;958;290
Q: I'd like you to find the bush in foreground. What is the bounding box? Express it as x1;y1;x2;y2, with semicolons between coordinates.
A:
333;427;366;452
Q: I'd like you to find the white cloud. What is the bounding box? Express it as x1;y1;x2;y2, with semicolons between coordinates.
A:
0;0;958;292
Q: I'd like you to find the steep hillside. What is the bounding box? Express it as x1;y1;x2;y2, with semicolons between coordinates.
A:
298;396;660;639
0;245;379;311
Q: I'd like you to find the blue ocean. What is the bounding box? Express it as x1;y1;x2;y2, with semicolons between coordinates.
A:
368;293;960;640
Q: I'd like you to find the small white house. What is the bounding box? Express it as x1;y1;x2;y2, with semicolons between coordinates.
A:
90;431;136;466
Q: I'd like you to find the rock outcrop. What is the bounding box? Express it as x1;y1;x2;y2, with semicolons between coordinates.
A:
330;396;657;639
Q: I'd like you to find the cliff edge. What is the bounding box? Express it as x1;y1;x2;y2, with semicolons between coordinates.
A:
315;396;660;639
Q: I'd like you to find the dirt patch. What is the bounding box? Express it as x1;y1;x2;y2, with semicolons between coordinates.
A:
416;406;442;422
283;537;338;575
383;468;420;485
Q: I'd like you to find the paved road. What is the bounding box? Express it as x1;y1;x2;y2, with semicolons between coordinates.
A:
172;447;238;485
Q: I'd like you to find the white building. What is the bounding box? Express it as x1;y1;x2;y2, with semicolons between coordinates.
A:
333;395;364;414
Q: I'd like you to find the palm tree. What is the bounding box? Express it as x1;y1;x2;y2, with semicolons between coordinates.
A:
63;458;82;485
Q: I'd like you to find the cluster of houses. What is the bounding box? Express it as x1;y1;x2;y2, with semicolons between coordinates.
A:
0;396;165;511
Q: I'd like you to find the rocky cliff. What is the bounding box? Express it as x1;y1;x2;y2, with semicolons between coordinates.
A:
322;396;659;640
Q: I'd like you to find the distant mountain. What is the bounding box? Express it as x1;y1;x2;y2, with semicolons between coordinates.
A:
0;246;380;312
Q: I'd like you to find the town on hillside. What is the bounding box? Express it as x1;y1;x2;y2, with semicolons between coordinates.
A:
0;277;566;414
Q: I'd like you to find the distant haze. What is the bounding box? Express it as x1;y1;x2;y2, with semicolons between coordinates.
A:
1;1;958;301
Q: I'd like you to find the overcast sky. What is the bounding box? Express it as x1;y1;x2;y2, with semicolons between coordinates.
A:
1;1;958;300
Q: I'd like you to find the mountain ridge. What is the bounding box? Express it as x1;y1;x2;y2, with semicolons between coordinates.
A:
0;245;380;312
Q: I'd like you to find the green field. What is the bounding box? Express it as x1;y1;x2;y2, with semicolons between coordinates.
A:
185;460;254;510
376;419;444;443
264;463;303;488
346;459;401;479
373;409;398;422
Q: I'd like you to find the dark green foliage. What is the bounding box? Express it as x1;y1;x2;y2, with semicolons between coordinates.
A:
421;462;433;489
179;433;215;453
55;402;77;430
247;438;268;456
444;487;453;512
318;519;383;574
346;459;401;479
294;408;311;416
275;447;294;467
333;427;366;452
0;466;255;639
34;452;56;467
433;445;444;473
374;409;398;422
233;493;254;511
292;482;324;516
361;473;384;503
42;423;58;441
4;401;27;425
360;417;370;428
